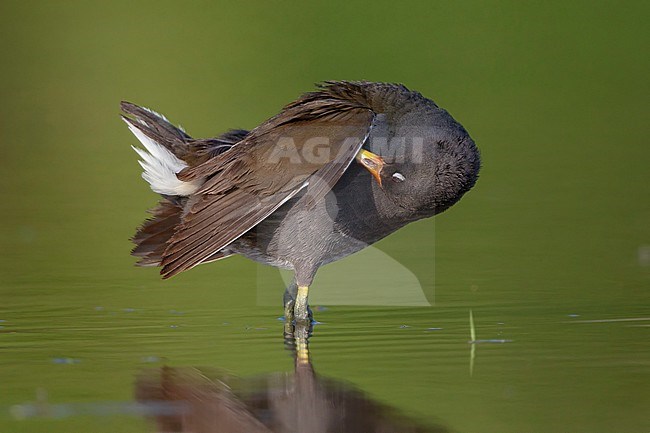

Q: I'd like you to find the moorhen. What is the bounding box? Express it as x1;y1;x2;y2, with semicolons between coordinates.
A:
122;81;480;323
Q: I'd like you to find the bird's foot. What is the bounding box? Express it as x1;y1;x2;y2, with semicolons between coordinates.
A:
283;286;313;326
283;299;295;333
284;303;313;325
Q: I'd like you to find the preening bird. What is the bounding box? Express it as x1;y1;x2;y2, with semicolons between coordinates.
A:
122;81;480;323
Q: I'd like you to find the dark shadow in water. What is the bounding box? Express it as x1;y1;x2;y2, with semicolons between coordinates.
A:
135;322;449;433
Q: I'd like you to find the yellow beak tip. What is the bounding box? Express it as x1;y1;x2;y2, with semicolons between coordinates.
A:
356;149;385;186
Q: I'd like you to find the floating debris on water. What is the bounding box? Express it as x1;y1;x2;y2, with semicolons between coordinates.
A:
469;339;513;344
565;317;650;324
10;400;188;420
399;325;410;329
51;357;80;364
425;327;443;331
468;310;512;344
567;314;580;318
469;310;476;377
141;356;162;363
169;325;179;329
469;310;476;342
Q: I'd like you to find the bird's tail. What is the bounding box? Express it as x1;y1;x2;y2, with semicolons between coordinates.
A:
121;102;202;197
121;101;193;158
121;101;249;197
131;196;231;268
122;102;245;269
131;198;184;267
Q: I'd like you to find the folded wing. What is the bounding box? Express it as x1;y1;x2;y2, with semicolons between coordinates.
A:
160;101;375;278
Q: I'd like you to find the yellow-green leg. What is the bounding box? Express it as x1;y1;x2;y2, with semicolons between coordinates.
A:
283;275;314;325
294;285;310;323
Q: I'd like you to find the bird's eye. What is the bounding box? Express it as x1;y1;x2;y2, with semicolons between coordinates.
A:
391;172;405;182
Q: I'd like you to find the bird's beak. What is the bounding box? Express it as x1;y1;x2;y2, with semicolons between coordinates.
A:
355;149;384;186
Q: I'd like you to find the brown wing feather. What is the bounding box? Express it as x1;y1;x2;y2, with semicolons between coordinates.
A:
160;189;298;278
121;100;248;166
160;106;375;278
131;199;183;267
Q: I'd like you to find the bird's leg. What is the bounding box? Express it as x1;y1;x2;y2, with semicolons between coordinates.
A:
283;282;298;321
293;285;311;324
283;282;313;330
292;266;316;324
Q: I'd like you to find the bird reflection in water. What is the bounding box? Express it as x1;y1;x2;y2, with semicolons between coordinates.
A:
135;322;448;433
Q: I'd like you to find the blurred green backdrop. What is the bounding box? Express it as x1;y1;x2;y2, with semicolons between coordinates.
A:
1;1;648;433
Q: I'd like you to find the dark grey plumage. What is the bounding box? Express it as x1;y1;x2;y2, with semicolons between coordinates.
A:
123;81;480;321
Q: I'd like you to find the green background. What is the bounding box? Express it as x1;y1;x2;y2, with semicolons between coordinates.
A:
1;1;648;432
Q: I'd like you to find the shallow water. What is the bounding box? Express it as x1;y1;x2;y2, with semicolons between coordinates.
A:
1;1;649;432
1;243;648;432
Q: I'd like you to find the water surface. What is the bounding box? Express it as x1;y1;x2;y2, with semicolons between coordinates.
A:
1;1;648;432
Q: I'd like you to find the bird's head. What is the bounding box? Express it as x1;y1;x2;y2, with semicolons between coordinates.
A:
357;108;480;218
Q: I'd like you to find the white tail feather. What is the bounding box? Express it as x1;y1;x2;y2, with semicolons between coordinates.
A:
124;119;199;196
